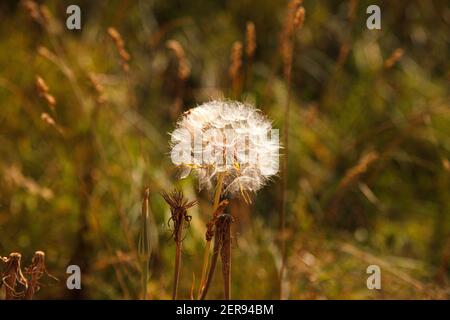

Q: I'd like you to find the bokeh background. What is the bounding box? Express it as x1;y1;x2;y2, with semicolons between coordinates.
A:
0;0;449;299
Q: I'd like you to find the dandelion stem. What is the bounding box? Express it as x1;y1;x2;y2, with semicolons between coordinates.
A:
198;172;225;298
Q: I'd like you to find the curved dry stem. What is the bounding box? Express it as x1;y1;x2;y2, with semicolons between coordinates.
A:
200;222;222;300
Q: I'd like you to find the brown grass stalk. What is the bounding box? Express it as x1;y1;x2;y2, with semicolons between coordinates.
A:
36;75;56;112
200;218;222;300
139;188;152;300
166;40;190;118
107;27;131;73
245;21;256;89
279;0;305;300
229;41;243;98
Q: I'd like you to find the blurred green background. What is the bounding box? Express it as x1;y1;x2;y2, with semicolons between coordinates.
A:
0;0;449;299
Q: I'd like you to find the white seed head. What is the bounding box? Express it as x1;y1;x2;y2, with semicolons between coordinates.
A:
169;100;280;199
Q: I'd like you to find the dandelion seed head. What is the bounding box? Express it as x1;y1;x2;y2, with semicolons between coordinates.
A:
169;100;280;199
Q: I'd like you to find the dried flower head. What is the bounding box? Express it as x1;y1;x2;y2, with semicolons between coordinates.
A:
24;251;57;299
161;189;197;242
161;189;196;300
1;252;28;299
169;100;280;199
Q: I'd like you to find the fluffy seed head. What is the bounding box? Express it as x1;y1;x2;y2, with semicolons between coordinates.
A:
169;100;280;199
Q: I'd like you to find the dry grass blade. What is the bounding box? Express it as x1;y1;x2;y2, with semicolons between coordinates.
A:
138;188;152;299
36;75;56;111
107;27;130;72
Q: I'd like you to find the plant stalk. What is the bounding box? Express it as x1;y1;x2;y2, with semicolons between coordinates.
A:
140;188;151;300
200;220;222;300
221;216;232;300
198;172;224;297
172;213;184;300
